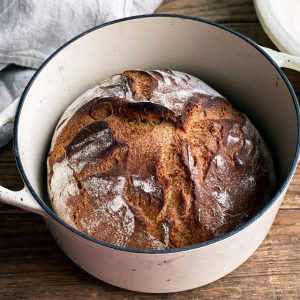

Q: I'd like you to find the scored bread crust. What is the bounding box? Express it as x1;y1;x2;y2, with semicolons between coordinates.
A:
47;69;275;249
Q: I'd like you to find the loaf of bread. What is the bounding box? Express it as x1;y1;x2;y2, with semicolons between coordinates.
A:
47;69;275;249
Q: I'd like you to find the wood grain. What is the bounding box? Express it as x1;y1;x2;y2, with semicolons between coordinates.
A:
0;0;300;299
156;0;257;23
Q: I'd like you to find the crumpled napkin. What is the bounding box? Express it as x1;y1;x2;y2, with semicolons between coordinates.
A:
0;0;163;148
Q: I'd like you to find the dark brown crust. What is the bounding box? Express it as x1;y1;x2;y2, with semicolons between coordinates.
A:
123;70;158;100
48;70;275;249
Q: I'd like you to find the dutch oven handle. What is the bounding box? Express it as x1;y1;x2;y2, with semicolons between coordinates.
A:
261;47;300;71
0;98;45;216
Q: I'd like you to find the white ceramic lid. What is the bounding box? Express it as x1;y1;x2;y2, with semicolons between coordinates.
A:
254;0;300;56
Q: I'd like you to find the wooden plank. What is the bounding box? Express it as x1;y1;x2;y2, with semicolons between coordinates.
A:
156;0;257;23
0;142;23;191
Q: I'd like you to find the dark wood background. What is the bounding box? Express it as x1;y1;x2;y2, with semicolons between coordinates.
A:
1;1;299;299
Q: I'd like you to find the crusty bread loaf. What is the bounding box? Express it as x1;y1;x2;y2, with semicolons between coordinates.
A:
47;69;275;249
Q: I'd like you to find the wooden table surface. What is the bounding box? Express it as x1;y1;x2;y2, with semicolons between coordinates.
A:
1;1;300;299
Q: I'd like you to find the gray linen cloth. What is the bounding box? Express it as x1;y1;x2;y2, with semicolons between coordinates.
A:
0;0;162;148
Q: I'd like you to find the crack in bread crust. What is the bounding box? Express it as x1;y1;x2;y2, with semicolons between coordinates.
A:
48;69;276;249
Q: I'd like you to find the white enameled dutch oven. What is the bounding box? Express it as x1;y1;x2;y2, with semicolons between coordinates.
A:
0;15;300;293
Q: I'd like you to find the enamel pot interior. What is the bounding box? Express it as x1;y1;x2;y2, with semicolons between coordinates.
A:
15;15;299;253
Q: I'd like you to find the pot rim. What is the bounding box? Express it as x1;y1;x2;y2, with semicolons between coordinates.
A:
14;14;300;254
